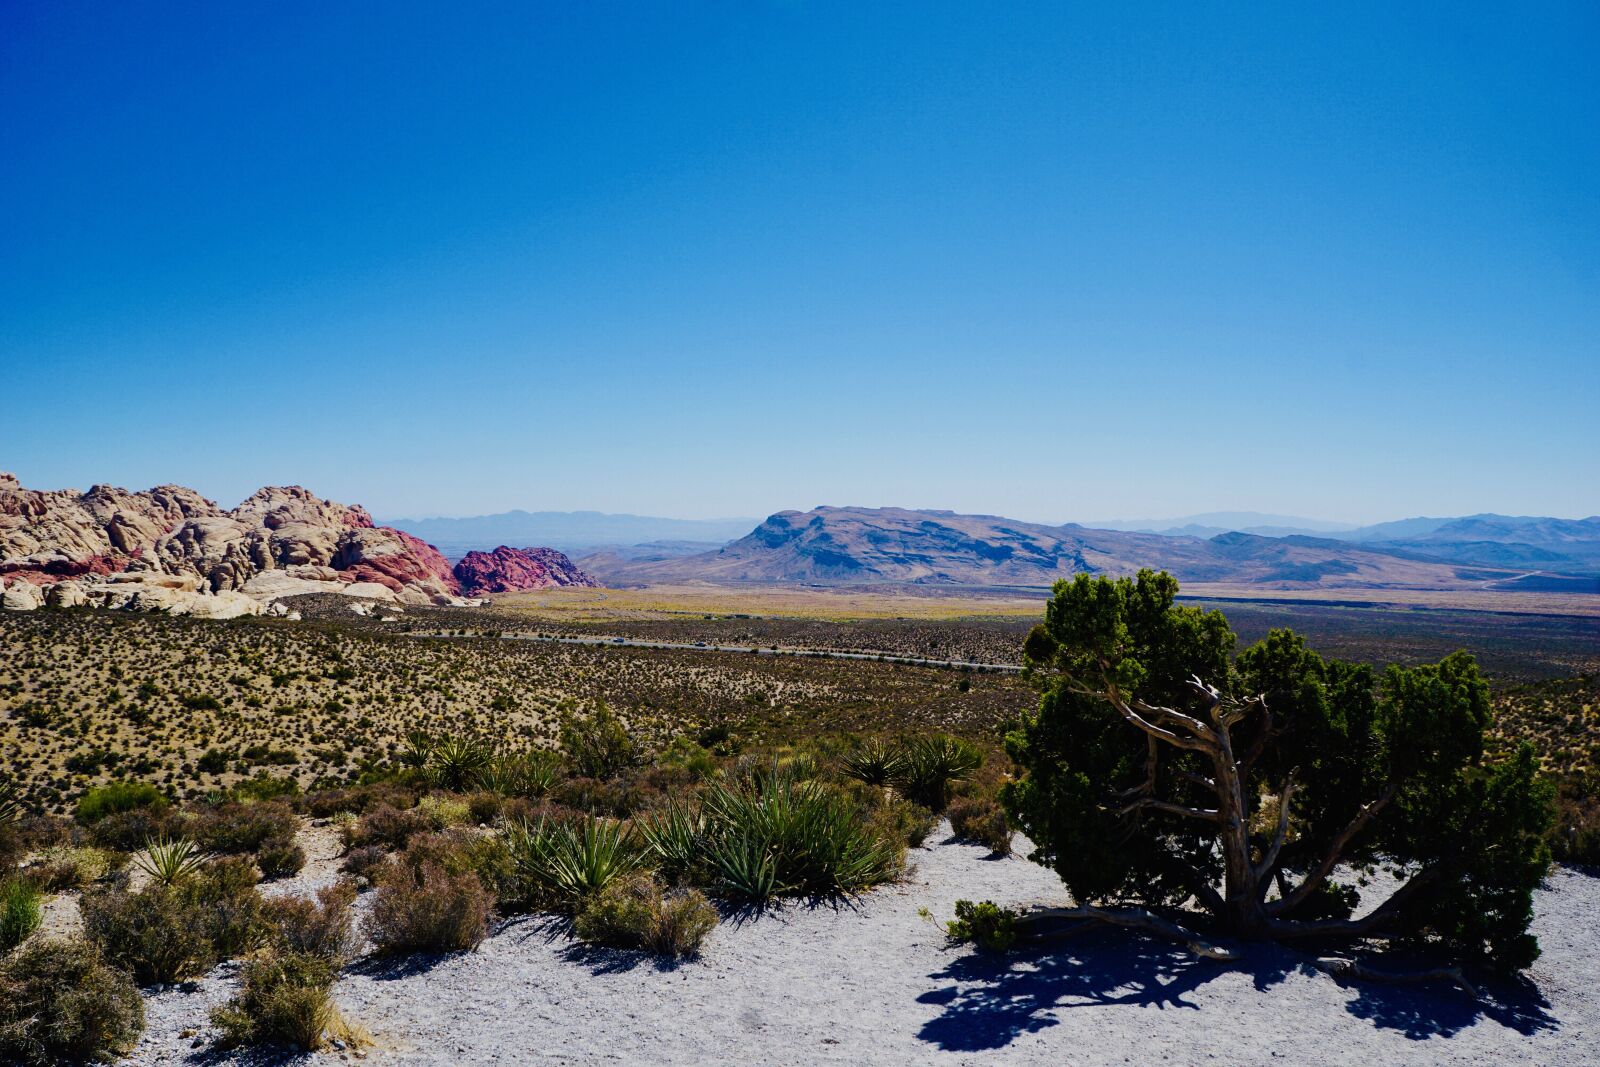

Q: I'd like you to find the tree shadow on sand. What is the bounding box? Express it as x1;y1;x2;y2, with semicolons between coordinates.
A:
915;928;1557;1053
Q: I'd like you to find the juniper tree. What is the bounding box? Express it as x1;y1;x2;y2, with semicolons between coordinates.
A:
1002;570;1552;976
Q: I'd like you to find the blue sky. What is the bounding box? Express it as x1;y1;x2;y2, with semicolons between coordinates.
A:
2;2;1596;524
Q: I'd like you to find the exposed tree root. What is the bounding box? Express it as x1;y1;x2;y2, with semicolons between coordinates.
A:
1305;955;1479;998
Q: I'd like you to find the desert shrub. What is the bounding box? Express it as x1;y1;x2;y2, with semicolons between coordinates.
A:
559;702;638;780
573;871;718;957
416;794;472;830
0;939;144;1066
659;737;718;781
553;776;647;818
266;881;356;964
339;845;390;887
302;782;415;819
74;781;167;826
0;780;20;874
82;885;213;984
466;791;503;824
1;877;43;951
893;735;982;812
946;796;1013;856
366;861;493;954
344;804;430;852
228;773;300;803
396;829;516;904
1551;773;1600;866
189;801;296;856
507;816;643;909
86;805;186;853
83;857;266;983
865;796;939;849
211;951;337;1052
946;899;1017;953
30;846;120;891
256;836;306;880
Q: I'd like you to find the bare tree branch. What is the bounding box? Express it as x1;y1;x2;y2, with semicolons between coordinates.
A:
1270;865;1440;940
1305;956;1477;998
1270;782;1399;916
1253;771;1297;887
1118;797;1222;822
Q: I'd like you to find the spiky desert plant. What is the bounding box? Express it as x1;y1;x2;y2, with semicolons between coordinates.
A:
427;736;491;791
893;734;983;811
0;778;19;829
639;801;704;883
134;836;207;887
400;731;435;770
841;737;906;787
508;815;643;907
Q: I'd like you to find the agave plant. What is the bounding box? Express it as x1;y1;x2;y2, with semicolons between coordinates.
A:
427;735;491;791
477;749;560;798
135;835;207;887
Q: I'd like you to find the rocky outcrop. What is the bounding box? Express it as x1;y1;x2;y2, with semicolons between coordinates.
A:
1;472;479;614
453;546;597;595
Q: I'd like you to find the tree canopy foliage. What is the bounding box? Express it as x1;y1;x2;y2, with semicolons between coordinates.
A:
1002;570;1552;972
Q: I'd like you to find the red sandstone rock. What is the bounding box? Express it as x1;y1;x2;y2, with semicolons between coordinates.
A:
453;545;598;595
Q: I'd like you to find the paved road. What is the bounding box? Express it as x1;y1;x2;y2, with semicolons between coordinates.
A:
417;630;1023;672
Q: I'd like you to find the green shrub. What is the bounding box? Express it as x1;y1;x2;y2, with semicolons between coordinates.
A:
574;871;718;957
476;750;560;798
427;737;492;792
365;861;493;954
0;939;144;1066
416;794;472;830
1;877;43;952
946;899;1017;953
30;846;119;891
256;836;306;880
865;796;939;849
946;796;1013;856
211;951;337;1052
74;781;167;826
559;702;638;779
659;737;718;781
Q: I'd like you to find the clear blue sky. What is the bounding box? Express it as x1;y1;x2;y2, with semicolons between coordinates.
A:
3;3;1596;524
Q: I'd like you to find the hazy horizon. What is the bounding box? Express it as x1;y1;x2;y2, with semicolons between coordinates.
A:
4;5;1596;524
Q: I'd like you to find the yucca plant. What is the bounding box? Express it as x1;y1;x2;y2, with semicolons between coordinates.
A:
400;731;435;770
893;734;983;811
508;815;643;908
477;750;560;798
0;778;19;829
639;802;704;883
135;836;207;887
427;736;491;791
841;737;906;787
703;831;778;902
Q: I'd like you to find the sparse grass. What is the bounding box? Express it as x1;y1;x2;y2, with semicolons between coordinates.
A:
1;876;43;951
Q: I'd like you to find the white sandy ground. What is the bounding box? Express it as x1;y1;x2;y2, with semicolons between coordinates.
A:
110;823;1599;1067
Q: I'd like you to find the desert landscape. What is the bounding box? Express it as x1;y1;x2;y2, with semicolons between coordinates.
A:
5;5;1598;1065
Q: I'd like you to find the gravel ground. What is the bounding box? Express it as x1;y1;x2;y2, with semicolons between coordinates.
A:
113;828;1600;1067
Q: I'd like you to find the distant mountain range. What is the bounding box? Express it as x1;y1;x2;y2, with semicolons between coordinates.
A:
379;511;759;559
575;506;1600;593
1089;511;1359;538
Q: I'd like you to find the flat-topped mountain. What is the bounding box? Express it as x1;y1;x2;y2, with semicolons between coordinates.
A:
578;505;1594;593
